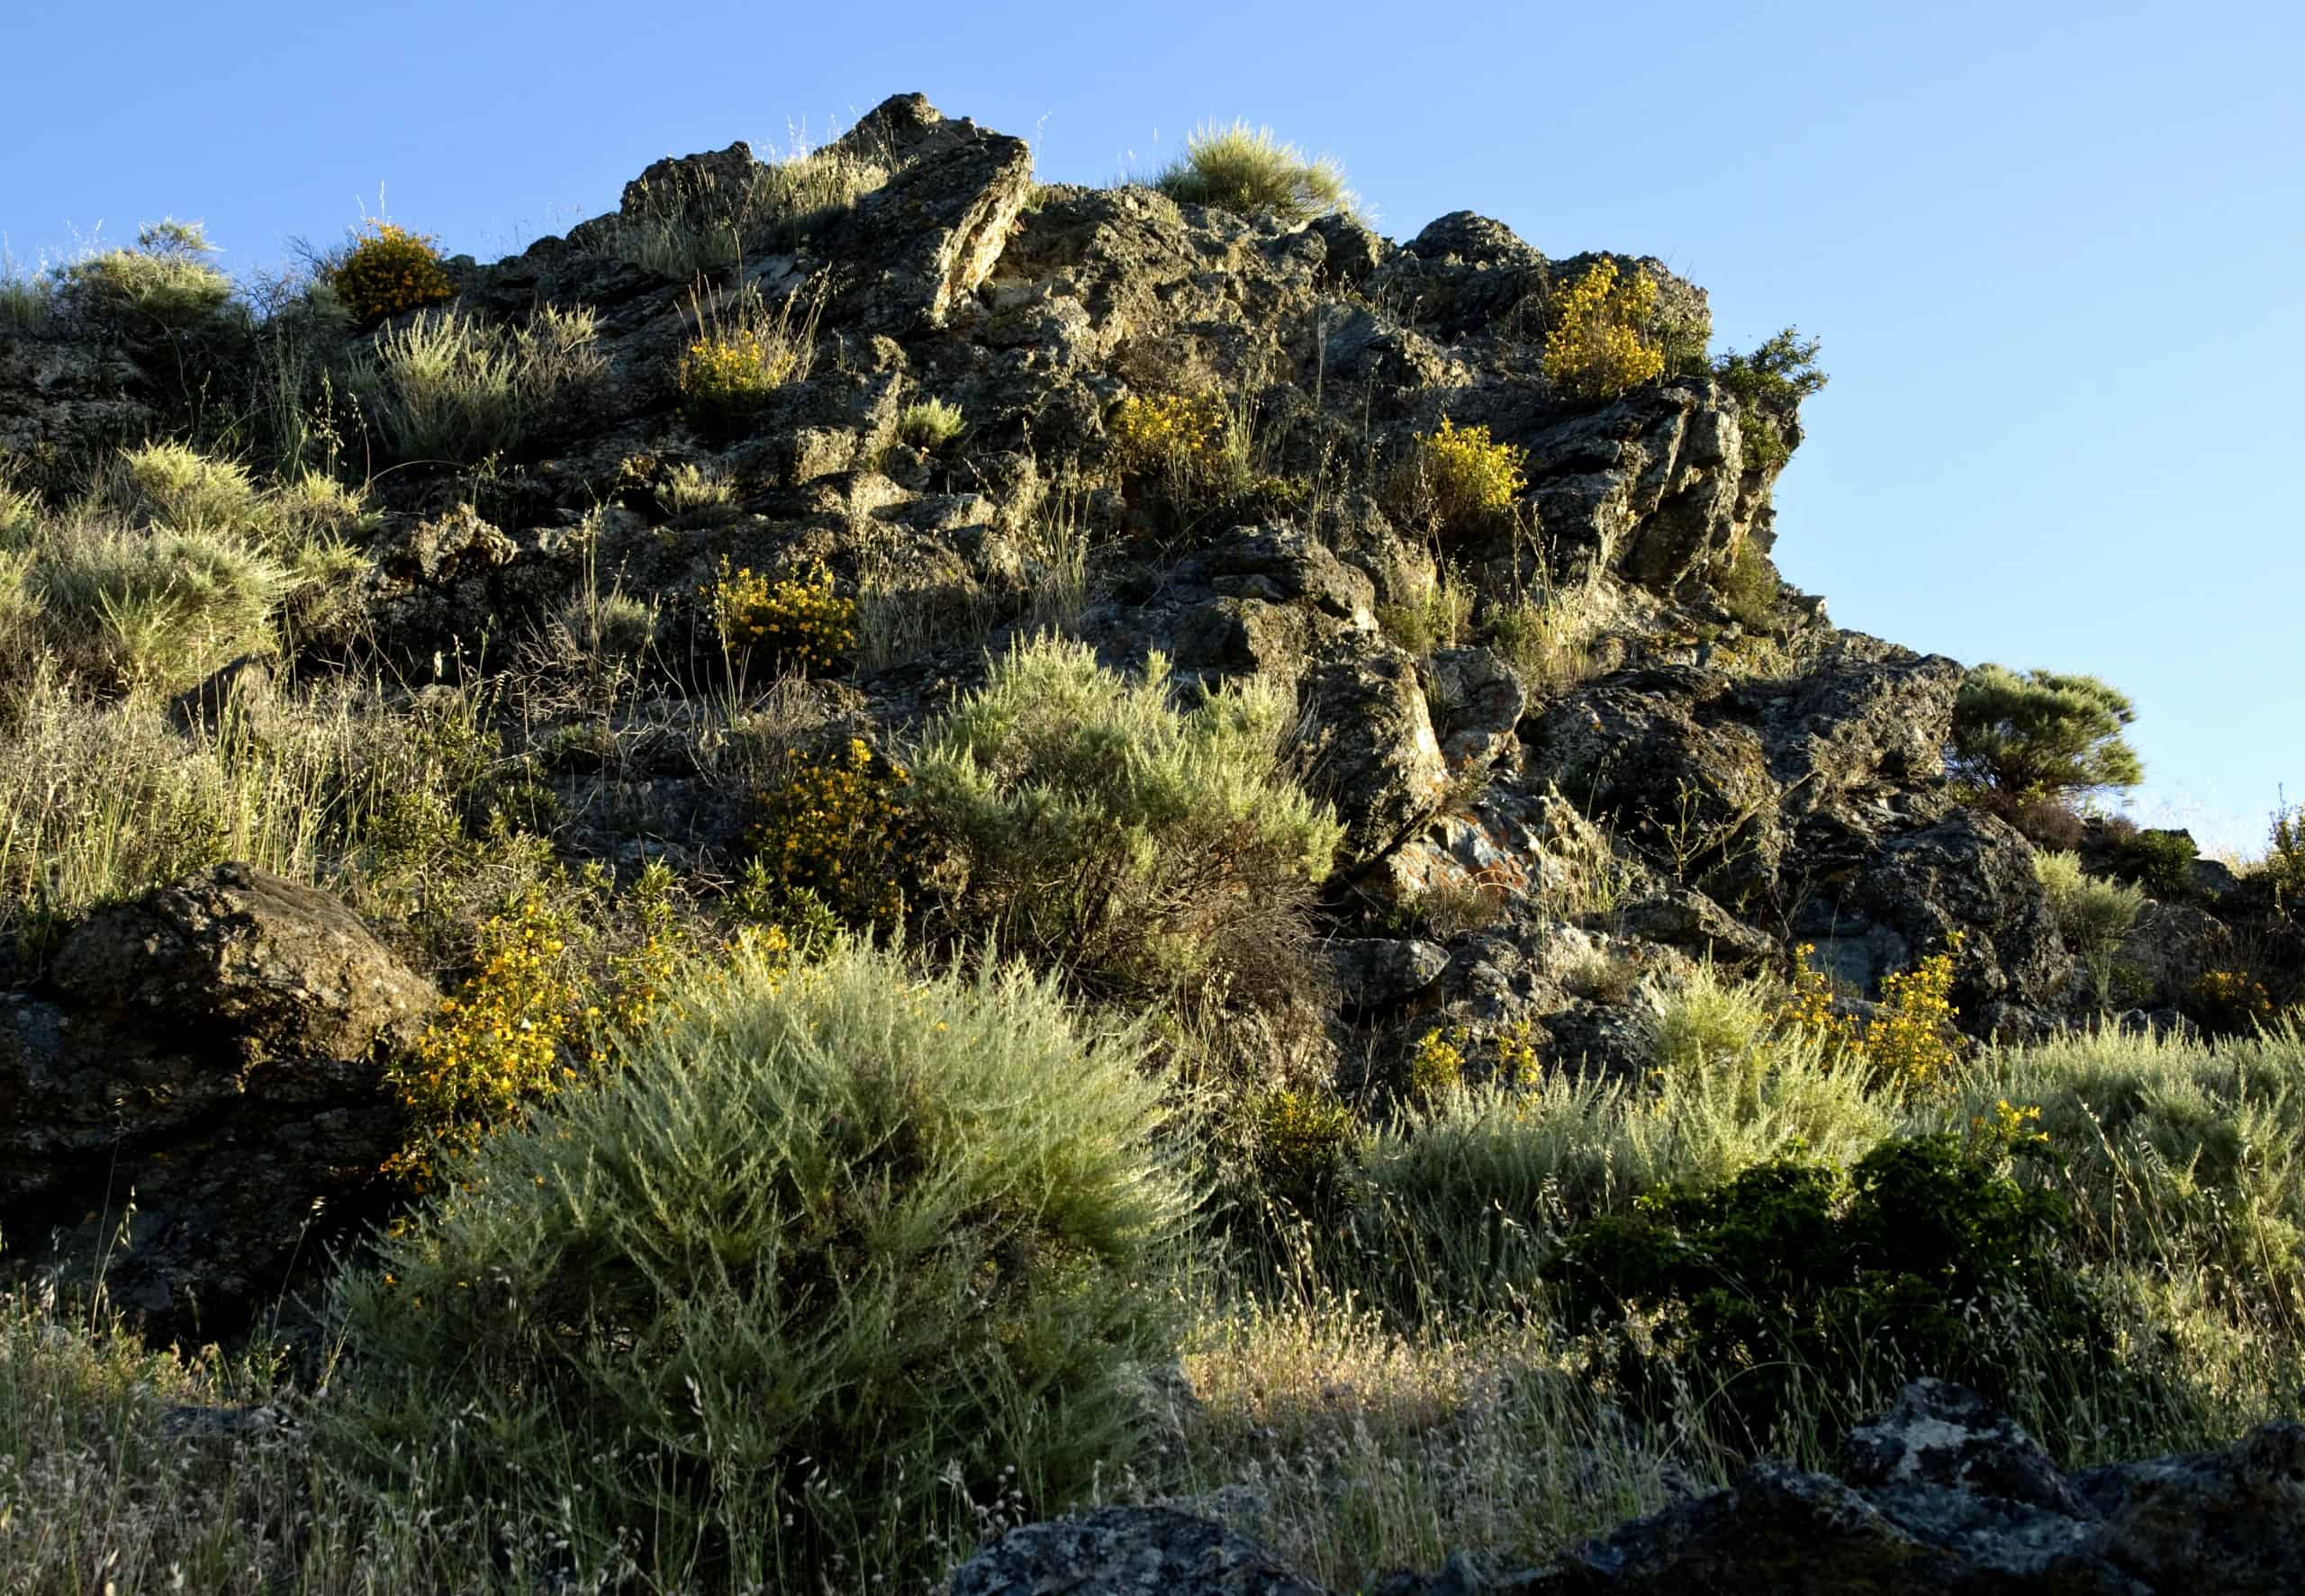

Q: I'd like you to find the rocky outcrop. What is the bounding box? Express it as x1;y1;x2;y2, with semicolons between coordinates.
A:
957;1382;2305;1595
0;864;432;1331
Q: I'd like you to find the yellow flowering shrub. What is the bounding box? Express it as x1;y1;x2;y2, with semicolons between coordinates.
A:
1406;1026;1467;1102
1417;416;1527;527
701;555;855;674
1543;259;1665;400
1110;390;1229;491
1252;1086;1363;1217
1778;933;1967;1091
747;737;917;927
680;326;798;422
383;892;585;1188
330;221;456;325
2187;969;2273;1033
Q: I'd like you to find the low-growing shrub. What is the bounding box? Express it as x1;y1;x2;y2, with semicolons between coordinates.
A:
699;555;855;675
1109;389;1230;499
677;283;820;433
1948;663;2144;802
913;636;1343;1001
30;519;287;693
1544;1132;2098;1449
2107;828;2198;899
2185;969;2273;1034
1712;329;1827;473
1712;536;1779;632
1252;1085;1365;1218
1153;121;1355;224
1543;260;1664;400
327;220;456;325
746;736;916;927
1406;1026;1469;1103
2033;850;2145;961
1412;416;1526;534
896;396;965;450
349;303;602;461
1778;937;1969;1090
2265;801;2305;914
330;937;1195;1589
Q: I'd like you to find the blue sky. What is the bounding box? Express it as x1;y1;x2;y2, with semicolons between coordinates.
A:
5;0;2297;854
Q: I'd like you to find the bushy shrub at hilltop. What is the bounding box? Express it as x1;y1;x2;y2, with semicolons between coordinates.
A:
1154;120;1356;224
1949;663;2144;802
330;937;1193;1589
60;220;238;332
325;220;455;326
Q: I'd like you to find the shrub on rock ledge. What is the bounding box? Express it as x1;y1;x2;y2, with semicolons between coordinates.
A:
1948;663;2144;802
330;937;1192;1588
1153;120;1355;224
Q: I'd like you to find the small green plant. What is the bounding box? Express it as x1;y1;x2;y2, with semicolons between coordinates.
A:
1712;537;1778;632
913;636;1342;1000
330;937;1194;1590
1543;260;1664;400
1153;121;1355;224
1948;663;2144;802
2266;799;2305;915
2032;850;2145;960
327;219;456;325
896;396;965;450
700;556;855;675
1712;329;1827;473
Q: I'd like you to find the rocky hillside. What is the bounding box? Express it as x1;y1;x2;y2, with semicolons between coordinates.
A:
3;93;2300;1594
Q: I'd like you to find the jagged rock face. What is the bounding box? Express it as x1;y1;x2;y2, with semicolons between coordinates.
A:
0;864;431;1331
959;1382;2305;1594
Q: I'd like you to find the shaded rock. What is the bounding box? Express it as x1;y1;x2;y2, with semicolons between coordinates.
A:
1617;887;1777;970
1302;653;1449;862
1328;937;1450;1011
825;102;1035;334
1426;647;1525;772
1838;809;2074;1015
2;864;432;1331
952;1505;1324;1596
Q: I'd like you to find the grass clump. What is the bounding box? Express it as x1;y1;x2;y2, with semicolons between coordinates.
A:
1543;259;1664;400
1949;663;2145;802
1153;120;1356;224
896;396;966;450
914;636;1343;999
325;220;456;326
350;302;602;462
330;936;1194;1591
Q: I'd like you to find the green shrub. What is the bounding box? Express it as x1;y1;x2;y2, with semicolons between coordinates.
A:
746;735;917;928
1153;121;1355;224
1712;537;1779;631
30;519;287;692
330;937;1193;1588
60;221;236;331
1400;416;1526;537
2033;850;2145;960
913;636;1343;998
326;220;456;325
1949;663;2145;801
699;555;855;675
897;396;966;450
349;303;602;461
1712;329;1827;473
1250;1086;1366;1219
2106;828;2198;899
104;440;263;533
1544;1133;2098;1449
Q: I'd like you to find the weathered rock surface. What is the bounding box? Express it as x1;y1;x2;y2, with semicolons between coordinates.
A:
952;1506;1324;1596
0;864;431;1331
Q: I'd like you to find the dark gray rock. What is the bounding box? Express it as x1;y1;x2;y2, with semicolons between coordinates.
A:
952;1505;1324;1596
3;864;432;1332
1302;652;1449;863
